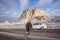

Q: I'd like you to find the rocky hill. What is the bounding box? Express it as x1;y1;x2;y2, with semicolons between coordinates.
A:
17;8;54;23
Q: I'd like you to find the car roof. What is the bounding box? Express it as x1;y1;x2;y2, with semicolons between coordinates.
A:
33;23;42;25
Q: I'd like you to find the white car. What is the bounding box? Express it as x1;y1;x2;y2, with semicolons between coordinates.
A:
32;23;47;29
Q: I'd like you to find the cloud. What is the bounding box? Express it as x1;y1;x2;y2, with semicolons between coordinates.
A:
0;5;8;14
51;0;60;8
34;0;52;7
50;9;60;16
30;0;53;9
19;0;28;10
0;5;18;22
0;0;28;22
0;0;19;22
38;0;52;5
44;8;60;16
4;0;18;11
45;0;60;16
9;12;18;18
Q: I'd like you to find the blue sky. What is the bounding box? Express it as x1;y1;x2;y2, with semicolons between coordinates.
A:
0;0;60;22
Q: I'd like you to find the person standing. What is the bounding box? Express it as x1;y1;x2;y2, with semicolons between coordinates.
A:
26;21;32;35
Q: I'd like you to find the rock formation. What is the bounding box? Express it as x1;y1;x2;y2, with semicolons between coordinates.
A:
17;8;53;23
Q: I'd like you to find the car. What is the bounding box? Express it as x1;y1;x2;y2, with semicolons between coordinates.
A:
32;23;47;29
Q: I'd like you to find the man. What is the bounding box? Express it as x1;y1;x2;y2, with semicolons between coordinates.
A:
26;21;32;35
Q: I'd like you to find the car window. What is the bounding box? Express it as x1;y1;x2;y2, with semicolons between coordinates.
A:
33;23;39;25
33;23;42;25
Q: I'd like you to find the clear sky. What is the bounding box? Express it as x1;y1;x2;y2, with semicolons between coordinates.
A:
0;0;60;22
